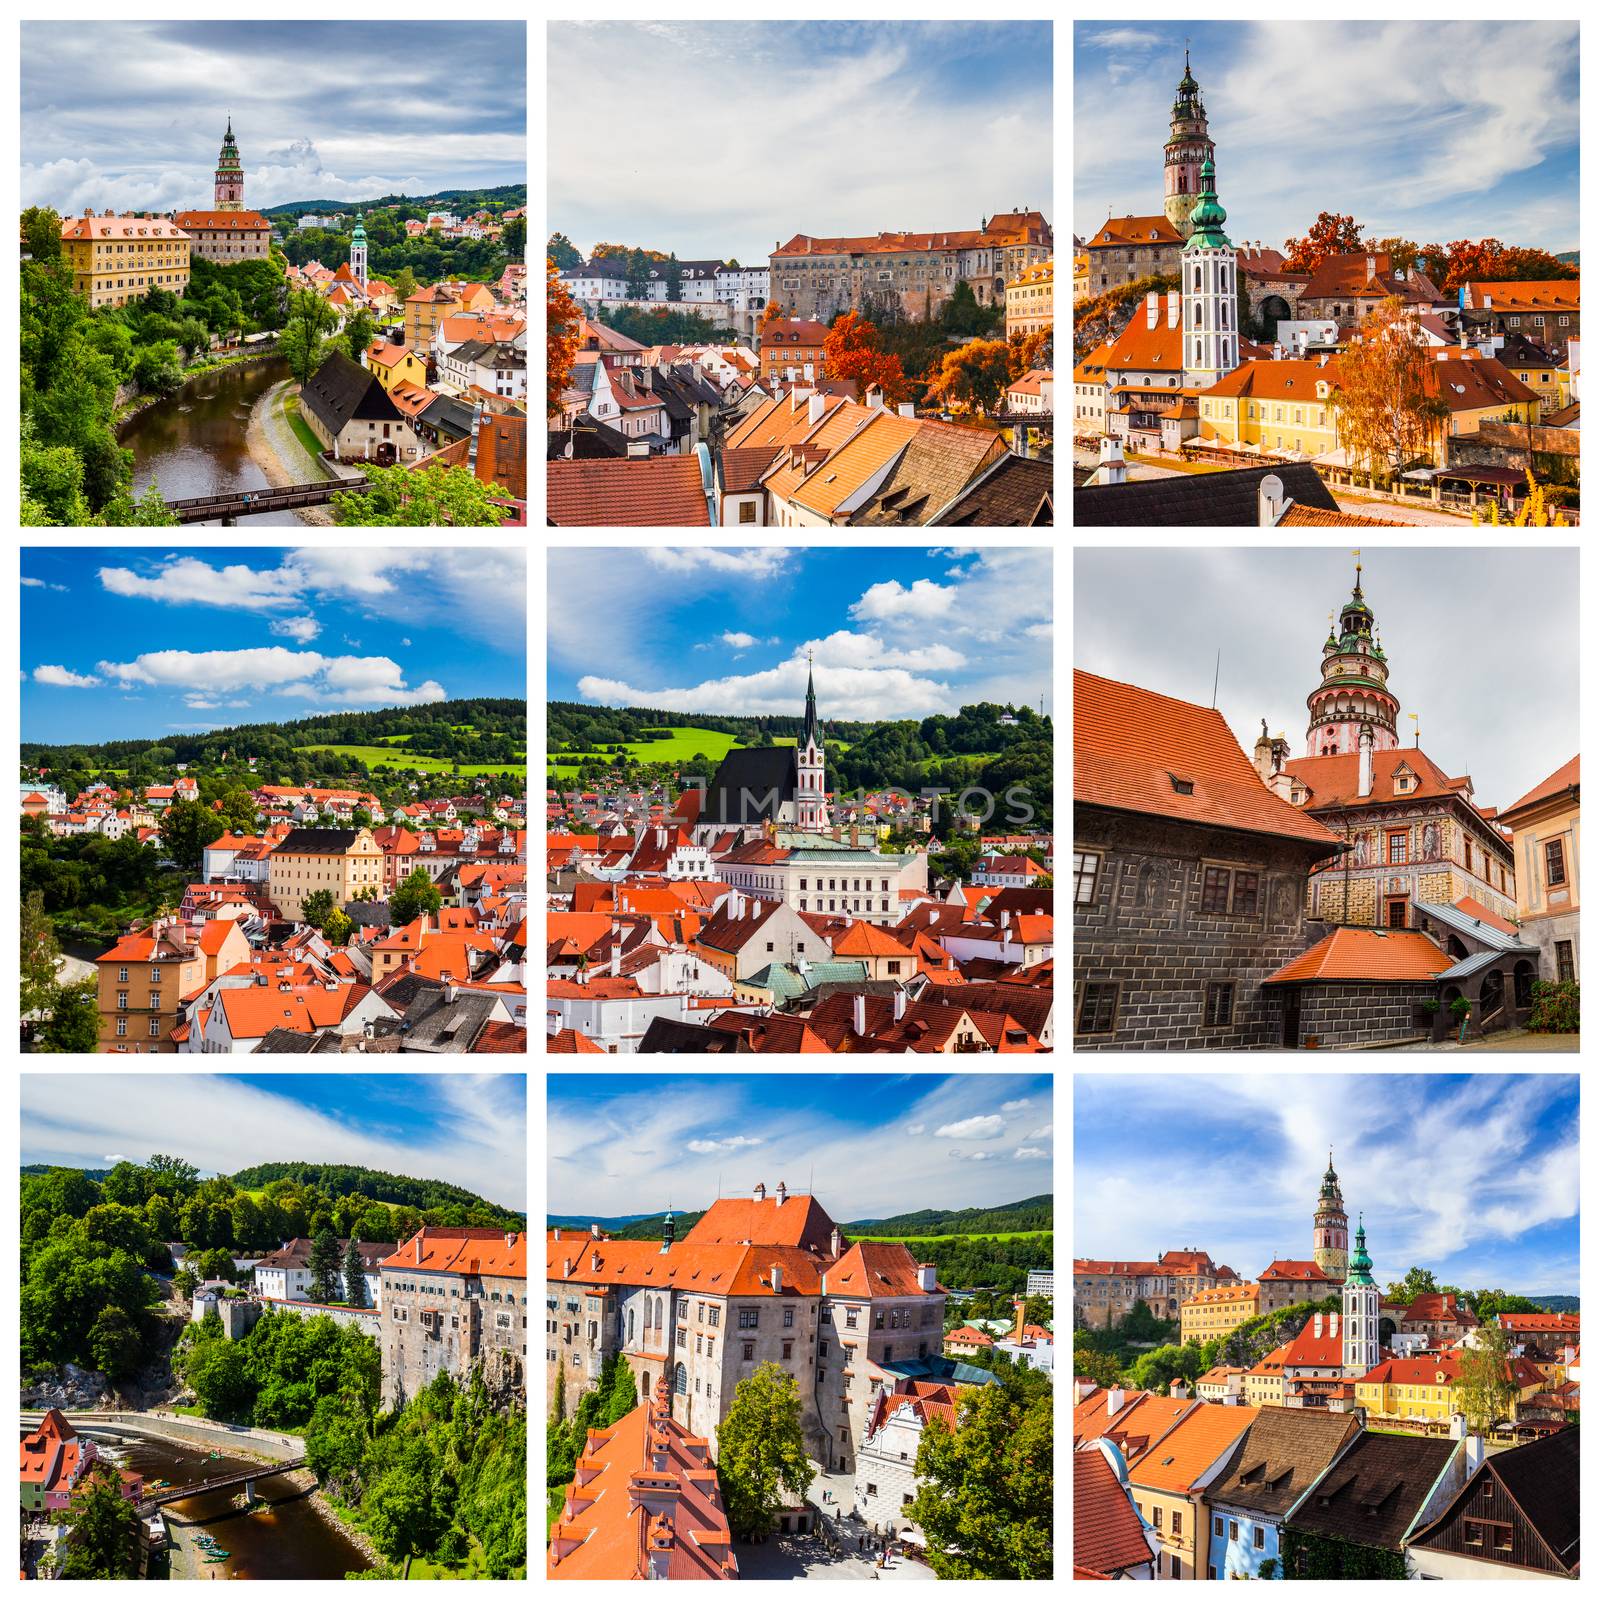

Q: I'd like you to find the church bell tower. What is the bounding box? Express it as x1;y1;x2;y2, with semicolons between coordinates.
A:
796;654;829;832
1307;556;1401;758
214;117;244;211
1341;1217;1380;1378
350;213;368;287
1164;49;1216;239
1181;156;1238;391
1313;1151;1349;1279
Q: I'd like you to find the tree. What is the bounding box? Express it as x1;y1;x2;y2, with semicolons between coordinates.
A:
715;1363;815;1539
1471;468;1570;527
182;1326;253;1418
908;1371;1052;1578
173;1266;199;1299
21;890;61;1018
344;306;377;365
324;907;354;947
924;338;1011;414
1007;324;1053;382
502;215;526;258
822;311;910;404
1281;211;1365;273
60;1461;138;1578
1332;297;1450;485
1075;1347;1124;1389
343;1239;368;1308
281;287;338;388
308;1228;343;1305
391;266;418;304
941;279;987;338
36;978;101;1053
301;888;337;929
664;251;683;300
1451;1320;1518;1434
547;256;580;417
131;339;182;396
157;796;226;868
88;1304;144;1378
546;232;582;270
332;461;508;526
758;300;789;335
390;866;444;927
1384;1267;1439;1305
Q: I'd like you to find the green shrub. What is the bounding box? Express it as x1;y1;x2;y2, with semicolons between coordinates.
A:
1529;978;1579;1033
1449;995;1472;1022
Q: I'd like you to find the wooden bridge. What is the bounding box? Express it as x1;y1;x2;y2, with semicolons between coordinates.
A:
140;1457;306;1508
164;478;367;524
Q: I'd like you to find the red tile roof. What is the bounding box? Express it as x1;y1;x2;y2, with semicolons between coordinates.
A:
1463;279;1580;314
1265;927;1453;984
548;457;709;526
1499;755;1580;821
1075;670;1344;848
1086;215;1182;249
380;1226;524;1279
1075;1447;1157;1577
1282;745;1468;811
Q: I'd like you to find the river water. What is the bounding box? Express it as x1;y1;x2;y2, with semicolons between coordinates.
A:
98;1432;373;1580
121;358;308;526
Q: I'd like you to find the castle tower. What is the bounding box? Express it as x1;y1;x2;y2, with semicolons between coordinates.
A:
214;117;244;211
1181;157;1238;391
1341;1216;1380;1378
1313;1151;1349;1279
1306;556;1401;758
349;213;368;287
1164;49;1216;239
796;653;829;832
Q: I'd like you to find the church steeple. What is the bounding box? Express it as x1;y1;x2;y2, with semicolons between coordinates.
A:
1181;156;1237;390
214;117;244;212
349;212;368;287
1313;1151;1349;1279
795;651;828;832
1341;1213;1380;1377
1164;48;1215;239
1307;553;1401;758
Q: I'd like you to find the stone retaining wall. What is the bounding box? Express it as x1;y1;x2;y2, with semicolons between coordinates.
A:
23;1410;303;1461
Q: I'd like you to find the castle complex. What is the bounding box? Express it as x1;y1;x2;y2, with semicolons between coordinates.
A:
173;117;272;264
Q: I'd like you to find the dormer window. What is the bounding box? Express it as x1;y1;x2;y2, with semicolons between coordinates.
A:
1169;773;1195;795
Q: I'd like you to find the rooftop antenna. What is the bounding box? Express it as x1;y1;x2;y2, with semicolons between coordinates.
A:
1211;648;1221;709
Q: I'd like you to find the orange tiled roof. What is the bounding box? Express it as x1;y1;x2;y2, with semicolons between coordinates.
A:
548;456;709;526
1265;927;1453;984
1127;1402;1259;1492
1199;357;1341;403
789;410;919;518
1260;1260;1333;1282
823;1240;939;1298
1283;745;1468;811
380;1226;525;1279
1075;670;1344;848
1279;505;1407;526
1085;215;1181;249
61;214;189;240
1463;279;1580;314
1075;1447;1158;1578
683;1192;838;1253
174;210;270;230
1499;755;1580;821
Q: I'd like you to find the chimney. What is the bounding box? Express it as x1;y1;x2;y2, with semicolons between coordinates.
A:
506;1232;518;1248
1314;1313;1323;1338
893;989;907;1021
414;1234;423;1263
1358;724;1374;799
771;1264;783;1294
1013;1297;1026;1343
1107;1385;1125;1416
1098;435;1126;486
553;1227;561;1241
1366;254;1376;277
1146;290;1158;330
1258;472;1286;526
852;993;867;1035
775;1181;787;1206
807;392;826;425
754;1181;766;1201
1331;1312;1340;1338
866;386;883;411
829;1226;843;1257
591;1249;601;1271
609;946;620;978
916;1263;937;1292
1272;341;1284;361
897;402;915;418
1167;291;1180;329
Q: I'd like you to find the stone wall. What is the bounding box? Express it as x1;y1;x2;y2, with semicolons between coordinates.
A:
1074;807;1338;1050
1447;421;1579;475
1274;981;1434;1050
260;1296;378;1340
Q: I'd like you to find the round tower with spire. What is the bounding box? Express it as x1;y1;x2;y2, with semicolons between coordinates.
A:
214;117;244;211
1307;556;1401;759
1341;1215;1380;1377
796;653;829;832
1164;48;1216;239
1181;156;1237;390
1313;1150;1349;1279
349;212;368;287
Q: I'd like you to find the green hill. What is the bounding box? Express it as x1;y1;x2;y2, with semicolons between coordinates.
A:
844;1194;1053;1237
262;184;526;217
227;1161;524;1224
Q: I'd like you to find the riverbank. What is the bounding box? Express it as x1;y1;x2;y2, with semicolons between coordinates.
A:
245;379;340;523
114;347;283;431
311;1485;389;1572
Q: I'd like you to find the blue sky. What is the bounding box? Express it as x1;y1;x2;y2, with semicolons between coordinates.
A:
1075;22;1578;253
548;547;1053;722
548;1073;1055;1221
22;547;526;744
22;21;526;214
1075;547;1577;816
549;22;1053;263
22;1074;527;1211
1075;1074;1579;1297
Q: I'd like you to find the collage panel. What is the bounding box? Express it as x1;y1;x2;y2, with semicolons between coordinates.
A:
20;20;528;531
1073;545;1578;1054
1072;1070;1578;1580
20;1071;528;1579
547;20;1053;527
546;1070;1055;1579
546;545;1054;1055
21;545;528;1056
1072;21;1578;528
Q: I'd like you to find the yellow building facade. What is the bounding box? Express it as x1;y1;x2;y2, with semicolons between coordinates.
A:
1498;757;1580;983
1196;361;1340;457
366;341;430;393
1354;1355;1545;1425
1181;1283;1260;1344
404;285;463;353
59;212;191;309
1006;258;1054;338
268;827;385;923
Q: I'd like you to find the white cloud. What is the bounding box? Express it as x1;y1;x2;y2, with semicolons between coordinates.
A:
644;549;791;579
1014;1146;1047;1160
22;577;66;591
685;1135;765;1154
905;1123;925;1136
95;647;445;708
851;578;958;623
721;631;759;650
33;664;101;688
270;615;322;643
1002;1098;1032;1111
1028;1124;1053;1140
936;1114;1005;1140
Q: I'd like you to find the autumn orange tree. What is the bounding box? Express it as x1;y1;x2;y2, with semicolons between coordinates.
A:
1007;325;1053;382
547;255;580;418
1415;238;1579;290
924;338;1011;414
1281;211;1364;273
821;311;909;404
758;300;789;334
1330;297;1450;486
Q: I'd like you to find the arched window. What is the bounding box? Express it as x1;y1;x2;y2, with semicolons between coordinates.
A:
628;1307;635;1340
674;1362;688;1395
1194;266;1201;292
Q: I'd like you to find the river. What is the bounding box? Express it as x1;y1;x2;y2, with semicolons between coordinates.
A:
98;1433;374;1580
121;358;309;526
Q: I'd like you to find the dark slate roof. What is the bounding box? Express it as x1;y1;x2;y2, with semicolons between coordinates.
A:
399;985;499;1052
548;418;632;460
638;1016;745;1053
342;899;392;927
701;746;797;826
1074;461;1340;526
1286;1432;1457;1551
926;453;1054;525
276;828;363;855
1410;1427;1578;1572
419;393;477;441
1207;1408;1361;1519
253;1027;321;1053
300;351;403;436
